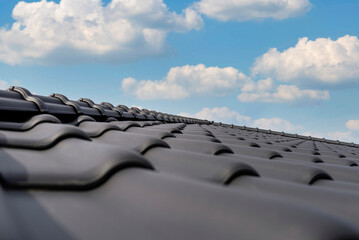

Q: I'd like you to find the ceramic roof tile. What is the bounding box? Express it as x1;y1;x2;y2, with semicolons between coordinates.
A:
0;139;153;189
0;87;359;239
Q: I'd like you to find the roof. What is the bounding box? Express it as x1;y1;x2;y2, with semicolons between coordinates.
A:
1;86;359;240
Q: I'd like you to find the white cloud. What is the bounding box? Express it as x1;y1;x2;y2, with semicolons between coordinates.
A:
124;64;330;103
180;107;359;143
0;79;9;89
241;77;274;92
253;117;304;132
303;130;358;143
252;35;359;84
301;131;325;139
180;107;303;132
180;107;251;125
327;131;357;143
346;120;359;131
122;64;250;100
0;0;203;65
194;0;311;22
238;80;329;103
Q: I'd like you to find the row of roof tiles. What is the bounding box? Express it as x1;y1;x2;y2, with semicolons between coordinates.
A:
0;87;209;124
1;116;359;239
1;86;357;147
1;87;359;239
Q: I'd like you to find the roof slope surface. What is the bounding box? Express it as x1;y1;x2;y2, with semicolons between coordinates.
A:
0;87;359;240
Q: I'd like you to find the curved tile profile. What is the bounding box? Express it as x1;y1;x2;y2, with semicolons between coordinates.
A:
218;138;261;147
308;172;333;185
0;139;154;189
126;127;176;139
227;144;283;159
78;121;122;138
9;86;48;113
148;123;185;131
182;130;214;137
79;98;105;116
101;102;124;117
110;121;141;131
106;117;118;122
222;153;333;185
0;114;61;131
173;133;221;143
1;170;358;240
50;93;83;114
145;148;259;184
146;125;183;134
316;164;359;184
69;115;96;126
274;151;324;163
94;131;170;154
136;121;155;127
223;167;260;185
164;138;234;155
318;155;358;166
0;123;90;150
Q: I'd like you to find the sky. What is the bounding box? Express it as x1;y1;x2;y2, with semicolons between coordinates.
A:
0;0;359;143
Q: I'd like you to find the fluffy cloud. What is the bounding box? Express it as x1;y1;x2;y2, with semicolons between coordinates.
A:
180;107;251;125
253;117;304;132
122;64;250;100
303;130;358;143
327;131;357;143
123;64;328;102
0;0;203;65
194;0;311;22
346;120;359;131
181;107;359;143
238;83;329;103
252;35;359;84
180;107;303;133
241;77;274;92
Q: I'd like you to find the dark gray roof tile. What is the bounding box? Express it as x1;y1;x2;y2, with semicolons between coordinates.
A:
0;123;90;149
229;176;359;229
94;131;170;154
226;144;283;159
1;170;357;240
0;114;60;131
78;121;122;138
0;140;153;189
0;87;359;239
164;138;234;155
221;153;333;184
126;127;175;139
145;147;259;184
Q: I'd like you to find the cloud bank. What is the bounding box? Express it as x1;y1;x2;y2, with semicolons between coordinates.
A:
123;64;329;103
180;106;304;133
182;107;359;143
0;0;203;65
252;35;359;84
194;0;311;21
238;80;330;103
122;64;250;99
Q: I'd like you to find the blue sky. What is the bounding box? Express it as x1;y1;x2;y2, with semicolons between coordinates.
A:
0;0;359;142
